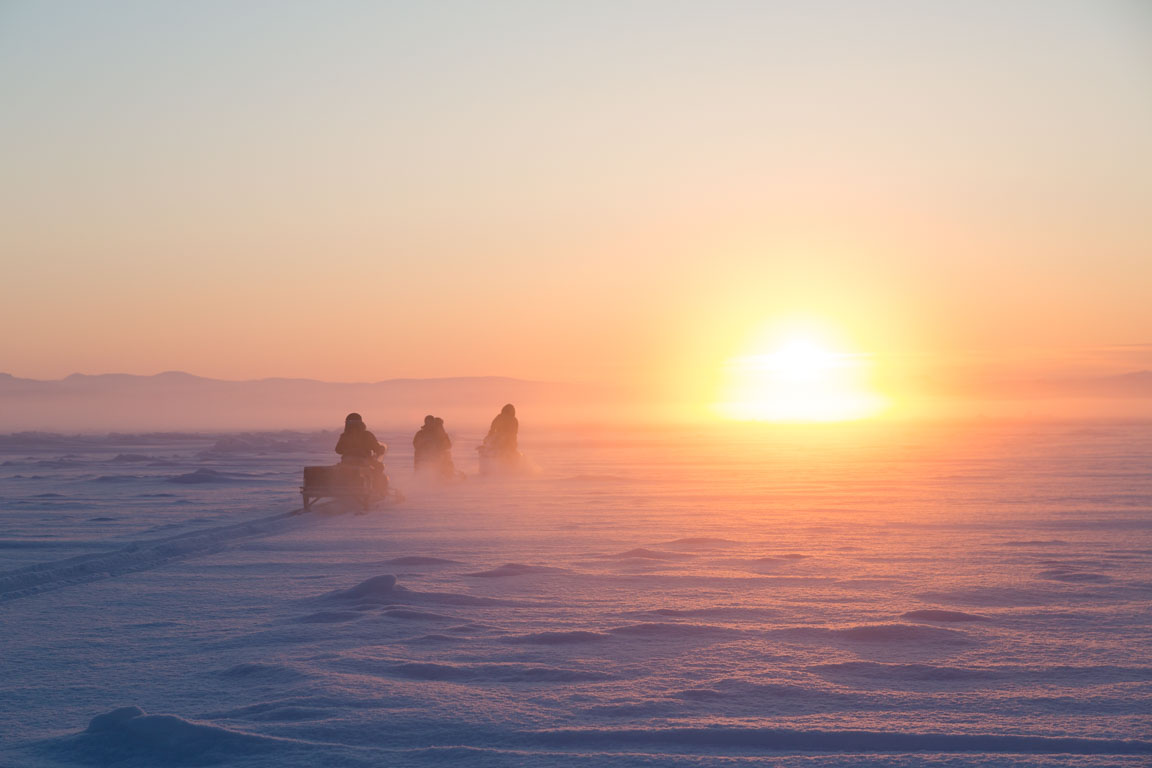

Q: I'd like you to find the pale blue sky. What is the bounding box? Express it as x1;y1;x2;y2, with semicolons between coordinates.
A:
1;0;1149;386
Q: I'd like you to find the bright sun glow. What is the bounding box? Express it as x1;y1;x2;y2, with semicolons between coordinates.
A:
714;337;885;422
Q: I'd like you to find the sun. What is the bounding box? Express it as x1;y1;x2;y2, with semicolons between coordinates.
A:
714;336;884;422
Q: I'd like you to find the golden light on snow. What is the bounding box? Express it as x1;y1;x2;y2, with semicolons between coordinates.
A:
714;337;885;422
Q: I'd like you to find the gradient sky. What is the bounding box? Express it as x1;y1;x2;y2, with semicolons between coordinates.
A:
2;1;1150;401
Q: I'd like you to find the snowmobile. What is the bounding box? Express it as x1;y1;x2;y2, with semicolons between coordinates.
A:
476;445;526;477
414;454;466;483
300;461;402;512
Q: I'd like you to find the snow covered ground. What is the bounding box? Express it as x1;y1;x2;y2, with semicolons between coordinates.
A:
1;422;1150;767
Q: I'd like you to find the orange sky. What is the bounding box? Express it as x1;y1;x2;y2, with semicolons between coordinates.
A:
1;1;1150;414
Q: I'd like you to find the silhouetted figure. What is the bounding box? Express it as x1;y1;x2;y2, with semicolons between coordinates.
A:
413;415;436;469
485;404;518;454
414;415;456;480
333;413;389;494
431;417;456;478
336;413;386;464
479;404;520;474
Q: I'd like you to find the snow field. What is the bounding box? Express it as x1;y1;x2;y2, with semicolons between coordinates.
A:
1;423;1150;766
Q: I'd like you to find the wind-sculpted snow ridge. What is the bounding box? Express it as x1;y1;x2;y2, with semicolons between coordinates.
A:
381;556;461;565
829;661;1152;684
199;432;332;456
669;679;864;710
90;473;142;483
555;474;633;484
901;609;991;622
525;727;1152;755
206;698;367;723
602;548;693;560
915;586;1066;607
320;574;398;601
1038;568;1113;583
503;630;611;644
315;574;515;607
780;623;974;644
167;468;241;484
640;606;781;620
658;537;741;548
0;509;300;602
219;662;310;683
38;706;293;764
608;622;744;639
293;609;365;624
332;657;617;683
381;661;616;683
466;563;566;577
382;608;457;621
110;453;153;463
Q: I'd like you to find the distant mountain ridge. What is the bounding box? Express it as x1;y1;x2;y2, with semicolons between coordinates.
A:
0;372;595;432
0;371;541;386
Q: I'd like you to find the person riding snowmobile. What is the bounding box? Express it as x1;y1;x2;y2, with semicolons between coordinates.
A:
483;404;518;456
478;404;521;474
414;415;456;479
336;413;386;464
335;413;388;492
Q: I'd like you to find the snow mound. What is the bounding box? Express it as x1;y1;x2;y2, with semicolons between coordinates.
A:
87;706;147;732
315;575;511;608
111;453;152;463
322;574;398;602
46;706;283;764
901;609;991;622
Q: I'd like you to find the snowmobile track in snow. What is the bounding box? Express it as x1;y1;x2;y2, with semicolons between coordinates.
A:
0;508;307;603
